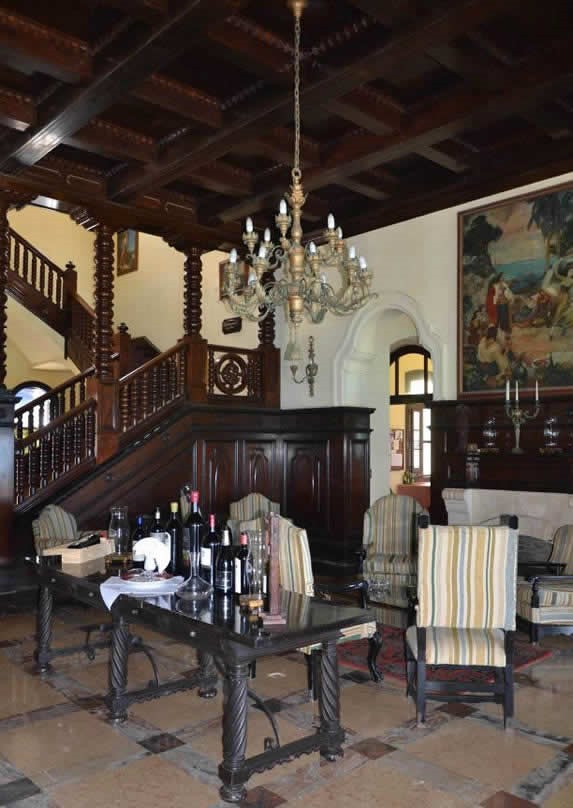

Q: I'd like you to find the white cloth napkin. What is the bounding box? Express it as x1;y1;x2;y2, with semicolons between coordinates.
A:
100;576;184;610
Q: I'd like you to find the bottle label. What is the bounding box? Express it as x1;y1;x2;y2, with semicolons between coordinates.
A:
234;557;241;594
215;570;233;593
201;547;211;568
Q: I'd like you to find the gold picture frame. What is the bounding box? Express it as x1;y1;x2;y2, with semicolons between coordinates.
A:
117;229;139;276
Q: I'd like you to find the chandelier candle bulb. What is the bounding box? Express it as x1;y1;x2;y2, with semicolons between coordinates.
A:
279;199;287;215
337;226;343;239
515;381;519;403
309;241;317;254
229;248;237;264
349;246;356;259
246;217;254;233
506;379;510;403
327;213;335;230
359;256;367;270
263;228;271;243
535;380;539;402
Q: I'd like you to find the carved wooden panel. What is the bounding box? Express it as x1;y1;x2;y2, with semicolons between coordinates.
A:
283;440;328;536
243;440;277;502
200;439;238;517
346;437;370;541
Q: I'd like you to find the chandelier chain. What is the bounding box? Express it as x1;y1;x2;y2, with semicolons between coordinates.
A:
293;14;301;178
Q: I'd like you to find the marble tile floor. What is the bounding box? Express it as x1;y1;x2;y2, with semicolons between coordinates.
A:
0;604;571;808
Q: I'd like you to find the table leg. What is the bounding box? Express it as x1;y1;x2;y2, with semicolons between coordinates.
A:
35;585;53;674
319;640;344;761
198;650;218;699
219;662;249;803
368;630;383;682
107;617;130;721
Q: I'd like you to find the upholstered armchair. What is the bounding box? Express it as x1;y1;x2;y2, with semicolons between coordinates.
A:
516;524;573;642
32;504;96;556
269;514;381;692
361;494;427;592
406;516;518;727
228;493;280;542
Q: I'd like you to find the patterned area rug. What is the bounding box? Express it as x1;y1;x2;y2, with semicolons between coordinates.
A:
337;624;553;683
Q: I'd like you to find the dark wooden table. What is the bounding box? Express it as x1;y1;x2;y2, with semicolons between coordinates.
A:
35;561;373;803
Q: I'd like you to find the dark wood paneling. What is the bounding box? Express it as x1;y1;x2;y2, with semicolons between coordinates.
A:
243;440;277;503
283;439;328;539
200;439;239;517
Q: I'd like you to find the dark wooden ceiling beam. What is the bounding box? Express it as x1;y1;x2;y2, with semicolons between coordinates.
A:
415;144;468;173
109;0;513;200
0;87;35;131
342;179;388;201
184;160;253;197
133;74;223;129
101;0;168;22
235;127;320;168
347;0;419;25
0;0;236;173
0;9;92;83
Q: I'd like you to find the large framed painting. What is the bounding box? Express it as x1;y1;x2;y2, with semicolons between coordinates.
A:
117;229;138;276
459;181;573;398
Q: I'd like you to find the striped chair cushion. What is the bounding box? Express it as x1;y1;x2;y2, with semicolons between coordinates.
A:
363;495;426;557
406;626;507;667
32;505;79;554
229;493;280;522
549;525;573;574
298;621;376;655
363;553;417;577
516;584;573;625
417;524;518;630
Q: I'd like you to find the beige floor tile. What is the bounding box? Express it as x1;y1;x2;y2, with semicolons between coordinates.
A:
0;613;37;641
292;757;474;807
481;685;573;737
301;682;415;735
0;710;141;778
69;652;179;692
407;720;555;791
0;666;66;719
544;781;573;807
130;689;223;732
50;755;219;808
247;655;309;698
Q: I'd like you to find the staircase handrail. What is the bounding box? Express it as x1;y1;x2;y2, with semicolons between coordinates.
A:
119;341;185;385
15;397;96;450
14;366;95;439
9;227;68;309
69;288;96;319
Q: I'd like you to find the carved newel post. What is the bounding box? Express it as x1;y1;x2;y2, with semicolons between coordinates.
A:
89;222;120;462
258;268;280;408
182;245;208;402
0;199;18;563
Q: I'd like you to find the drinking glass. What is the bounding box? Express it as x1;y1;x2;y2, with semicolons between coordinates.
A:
108;506;130;554
248;530;267;597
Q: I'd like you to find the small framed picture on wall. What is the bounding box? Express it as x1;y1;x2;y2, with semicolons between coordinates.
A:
390;428;404;470
117;229;138;276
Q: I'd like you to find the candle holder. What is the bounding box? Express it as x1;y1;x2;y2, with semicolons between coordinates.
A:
504;398;540;453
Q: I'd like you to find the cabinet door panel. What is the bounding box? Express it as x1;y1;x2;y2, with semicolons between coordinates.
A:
347;437;370;540
201;440;238;516
284;440;328;534
244;440;277;501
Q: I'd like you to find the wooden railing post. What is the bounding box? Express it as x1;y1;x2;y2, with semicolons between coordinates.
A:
91;222;120;462
113;322;132;378
182;245;207;402
0;199;16;562
258;267;281;408
63;260;78;301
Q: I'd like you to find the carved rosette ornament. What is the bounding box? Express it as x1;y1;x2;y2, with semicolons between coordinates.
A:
93;223;115;381
184;246;203;337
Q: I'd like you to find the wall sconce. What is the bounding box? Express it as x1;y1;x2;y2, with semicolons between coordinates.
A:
288;336;318;397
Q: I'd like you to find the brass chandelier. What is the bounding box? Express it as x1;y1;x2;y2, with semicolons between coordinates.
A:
223;0;376;348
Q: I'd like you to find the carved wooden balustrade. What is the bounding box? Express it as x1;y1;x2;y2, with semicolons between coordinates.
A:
14;399;97;505
9;228;66;310
66;293;96;371
207;344;264;404
14;366;95;442
118;342;187;433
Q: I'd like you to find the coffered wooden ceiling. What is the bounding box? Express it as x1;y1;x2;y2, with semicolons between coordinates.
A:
1;0;573;249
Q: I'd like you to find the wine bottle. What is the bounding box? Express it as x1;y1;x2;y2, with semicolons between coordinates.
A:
215;527;234;595
234;532;250;598
150;506;164;536
131;515;146;568
184;490;205;581
165;501;182;575
201;514;220;586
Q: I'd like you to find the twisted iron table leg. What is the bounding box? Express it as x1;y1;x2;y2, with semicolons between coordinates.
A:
35;585;53;674
319;639;344;761
107;617;130;721
198;650;218;699
219;662;249;803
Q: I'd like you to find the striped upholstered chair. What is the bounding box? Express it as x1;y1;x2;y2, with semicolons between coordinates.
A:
228;493;280;543
270;514;381;694
362;494;427;592
406;516;518;727
516;524;573;642
32;504;95;555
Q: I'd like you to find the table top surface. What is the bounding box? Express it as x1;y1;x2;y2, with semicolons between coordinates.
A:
38;558;373;651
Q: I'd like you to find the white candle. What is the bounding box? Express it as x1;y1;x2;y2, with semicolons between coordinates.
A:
515;381;519;403
263;228;271;243
505;379;510;403
229;248;237;264
327;213;335;230
279;199;287;215
348;246;357;259
308;241;317;255
245;217;254;233
535;380;539;402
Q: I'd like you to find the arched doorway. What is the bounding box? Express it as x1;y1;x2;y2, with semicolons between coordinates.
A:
332;293;444;501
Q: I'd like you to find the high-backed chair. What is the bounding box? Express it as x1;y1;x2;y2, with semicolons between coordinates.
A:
269;514;381;692
516;524;573;642
32;504;95;556
406;516;518;727
228;493;280;542
362;494;427;592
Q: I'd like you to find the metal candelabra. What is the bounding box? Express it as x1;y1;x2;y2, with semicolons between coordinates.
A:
504;381;539;453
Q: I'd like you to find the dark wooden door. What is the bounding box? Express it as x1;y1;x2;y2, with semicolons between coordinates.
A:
283;439;328;536
242;440;278;502
199;439;239;517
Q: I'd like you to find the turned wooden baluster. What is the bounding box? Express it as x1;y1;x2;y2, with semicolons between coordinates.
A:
47;262;54;303
159;360;168;407
151;366;159;412
141;373;149;420
28;443;39;495
62;420;72;472
31;254;37;289
93;224;115;380
13;238;19;278
120;384;130;432
14;448;24;504
207;349;215;395
258;267;276;347
39;435;49;489
184;246;203;337
86;405;95;456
